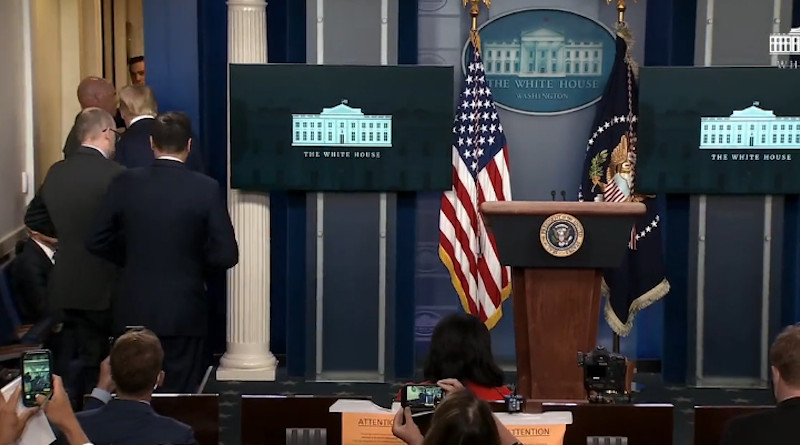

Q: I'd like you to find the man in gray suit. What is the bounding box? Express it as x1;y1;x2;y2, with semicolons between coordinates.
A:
26;107;124;402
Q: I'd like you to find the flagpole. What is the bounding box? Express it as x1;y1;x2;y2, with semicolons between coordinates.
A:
464;0;489;48
606;0;636;24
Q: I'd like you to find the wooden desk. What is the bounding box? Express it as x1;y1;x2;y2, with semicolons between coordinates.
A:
693;405;773;445
542;403;673;445
241;395;371;445
151;394;219;445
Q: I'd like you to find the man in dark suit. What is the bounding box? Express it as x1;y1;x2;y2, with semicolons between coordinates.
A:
77;329;196;445
63;77;123;159
87;111;238;393
10;229;56;324
720;324;800;445
26;107;124;399
115;85;206;172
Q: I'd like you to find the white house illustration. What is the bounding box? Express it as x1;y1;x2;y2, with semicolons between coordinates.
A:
699;102;800;149
291;100;392;148
482;28;603;77
769;27;800;54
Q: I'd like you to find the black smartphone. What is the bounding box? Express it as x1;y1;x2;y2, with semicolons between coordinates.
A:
20;349;53;407
400;384;445;410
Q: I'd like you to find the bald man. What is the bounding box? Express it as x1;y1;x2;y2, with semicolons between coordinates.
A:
63;77;124;158
27;107;124;404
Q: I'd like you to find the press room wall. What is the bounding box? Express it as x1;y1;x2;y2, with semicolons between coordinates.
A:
142;0;672;379
413;0;653;367
684;0;793;387
0;0;33;246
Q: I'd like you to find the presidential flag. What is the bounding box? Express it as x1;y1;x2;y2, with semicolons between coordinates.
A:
578;35;670;336
439;39;512;329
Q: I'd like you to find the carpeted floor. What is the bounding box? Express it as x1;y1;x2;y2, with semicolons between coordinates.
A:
203;370;775;445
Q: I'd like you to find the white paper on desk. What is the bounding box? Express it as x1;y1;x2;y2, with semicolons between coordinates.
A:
1;377;56;445
329;399;400;414
495;411;573;425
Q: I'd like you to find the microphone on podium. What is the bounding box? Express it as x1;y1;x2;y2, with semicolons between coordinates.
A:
561;190;567;201
551;190;556;201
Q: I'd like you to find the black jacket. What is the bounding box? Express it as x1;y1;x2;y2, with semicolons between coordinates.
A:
87;159;238;336
720;396;800;445
10;239;53;323
77;399;196;445
114;117;206;172
25;146;124;311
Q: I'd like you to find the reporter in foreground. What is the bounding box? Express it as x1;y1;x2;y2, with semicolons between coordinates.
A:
392;379;520;445
0;375;91;445
403;313;512;402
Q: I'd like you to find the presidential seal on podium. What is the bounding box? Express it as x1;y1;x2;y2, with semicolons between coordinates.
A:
540;213;585;257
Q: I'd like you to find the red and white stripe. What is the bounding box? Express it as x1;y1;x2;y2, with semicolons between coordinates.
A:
439;144;511;325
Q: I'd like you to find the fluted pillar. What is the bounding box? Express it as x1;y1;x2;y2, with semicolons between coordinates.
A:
217;0;277;381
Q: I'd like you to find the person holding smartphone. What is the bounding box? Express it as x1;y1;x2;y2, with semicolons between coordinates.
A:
392;379;521;445
0;376;92;445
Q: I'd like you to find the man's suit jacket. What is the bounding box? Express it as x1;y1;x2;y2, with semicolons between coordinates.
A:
10;239;53;323
114;117;206;173
26;146;124;311
720;397;800;445
77;399;196;445
87;159;238;336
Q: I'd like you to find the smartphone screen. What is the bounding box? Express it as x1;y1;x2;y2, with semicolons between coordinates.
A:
401;385;444;408
21;350;53;407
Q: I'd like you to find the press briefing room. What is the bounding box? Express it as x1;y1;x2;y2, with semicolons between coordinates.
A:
1;0;799;444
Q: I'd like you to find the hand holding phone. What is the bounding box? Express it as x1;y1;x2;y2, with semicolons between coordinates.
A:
20;350;53;408
400;384;445;410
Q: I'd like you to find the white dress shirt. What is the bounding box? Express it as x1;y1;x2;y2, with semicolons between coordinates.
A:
157;155;184;163
32;239;55;264
129;115;155;126
83;144;108;159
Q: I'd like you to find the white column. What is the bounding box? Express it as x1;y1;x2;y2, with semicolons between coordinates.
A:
217;0;277;381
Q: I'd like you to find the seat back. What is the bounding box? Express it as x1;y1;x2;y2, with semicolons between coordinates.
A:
241;395;369;445
151;393;219;445
693;405;773;445
0;264;19;346
542;403;673;445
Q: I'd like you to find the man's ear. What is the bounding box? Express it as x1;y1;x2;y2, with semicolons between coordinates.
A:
156;370;165;388
772;365;781;384
186;138;192;154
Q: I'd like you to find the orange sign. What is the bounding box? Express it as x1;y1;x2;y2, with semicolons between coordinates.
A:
506;424;567;445
341;413;405;444
340;412;567;445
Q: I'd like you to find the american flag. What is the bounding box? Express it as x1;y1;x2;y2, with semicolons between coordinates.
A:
438;42;512;329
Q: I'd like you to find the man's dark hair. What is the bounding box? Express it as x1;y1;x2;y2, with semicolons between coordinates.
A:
423;313;505;387
152;111;192;154
110;329;163;396
128;55;145;66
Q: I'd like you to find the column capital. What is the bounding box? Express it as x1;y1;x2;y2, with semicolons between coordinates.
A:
227;0;267;7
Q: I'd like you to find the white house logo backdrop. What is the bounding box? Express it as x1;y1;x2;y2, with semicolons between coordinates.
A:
292;99;392;158
464;9;616;115
770;27;800;68
700;101;796;162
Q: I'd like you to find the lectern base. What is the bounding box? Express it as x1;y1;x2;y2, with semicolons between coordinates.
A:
512;268;603;401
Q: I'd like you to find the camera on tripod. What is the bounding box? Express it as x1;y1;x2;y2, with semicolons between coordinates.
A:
577;346;628;403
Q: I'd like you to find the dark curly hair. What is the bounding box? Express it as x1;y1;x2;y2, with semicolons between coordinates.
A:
423;312;504;387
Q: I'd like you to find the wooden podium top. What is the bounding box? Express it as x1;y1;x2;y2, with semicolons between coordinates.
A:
481;201;646;217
